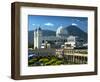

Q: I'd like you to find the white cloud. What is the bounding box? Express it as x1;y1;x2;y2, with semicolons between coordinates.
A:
72;23;77;26
44;22;54;26
32;24;35;26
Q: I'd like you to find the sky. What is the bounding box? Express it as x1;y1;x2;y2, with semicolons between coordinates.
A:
28;15;88;32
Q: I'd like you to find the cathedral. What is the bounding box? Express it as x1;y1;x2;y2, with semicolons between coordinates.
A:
34;25;86;49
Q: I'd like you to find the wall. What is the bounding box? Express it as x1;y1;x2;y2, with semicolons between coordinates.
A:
0;0;100;82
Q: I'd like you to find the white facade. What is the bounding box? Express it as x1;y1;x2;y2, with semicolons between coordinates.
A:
34;28;42;49
64;36;76;49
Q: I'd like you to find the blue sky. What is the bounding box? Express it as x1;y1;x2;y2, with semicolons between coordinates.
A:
28;15;88;32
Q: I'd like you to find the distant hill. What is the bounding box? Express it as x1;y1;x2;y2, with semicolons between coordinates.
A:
28;30;34;45
66;25;87;42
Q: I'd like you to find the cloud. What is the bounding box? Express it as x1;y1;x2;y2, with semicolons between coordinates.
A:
44;22;54;26
72;23;77;26
32;24;35;26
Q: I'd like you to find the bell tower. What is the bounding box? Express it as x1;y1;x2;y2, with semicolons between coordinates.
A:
34;27;42;49
37;27;42;49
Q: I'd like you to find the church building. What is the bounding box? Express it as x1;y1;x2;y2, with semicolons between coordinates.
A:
34;25;85;49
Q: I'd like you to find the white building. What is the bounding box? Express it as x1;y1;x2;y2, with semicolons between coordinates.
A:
34;25;85;49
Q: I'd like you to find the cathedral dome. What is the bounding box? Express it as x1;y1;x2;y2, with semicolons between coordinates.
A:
56;26;68;37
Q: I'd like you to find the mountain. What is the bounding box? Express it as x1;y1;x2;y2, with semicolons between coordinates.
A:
28;25;87;45
28;30;34;45
66;25;87;42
